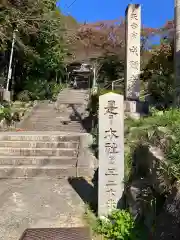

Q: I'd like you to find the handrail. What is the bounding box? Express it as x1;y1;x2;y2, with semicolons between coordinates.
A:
97;78;124;91
112;78;124;90
103;82;112;90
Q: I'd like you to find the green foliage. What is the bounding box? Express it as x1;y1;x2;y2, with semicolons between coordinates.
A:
0;101;34;128
0;106;12;124
99;88;123;95
93;55;124;85
124;147;133;184
17;79;65;101
2;107;11;121
17;90;31;102
24;79;50;100
147;74;174;107
94;210;141;240
125;109;180;181
50;83;65;101
142;38;173;107
0;0;67;97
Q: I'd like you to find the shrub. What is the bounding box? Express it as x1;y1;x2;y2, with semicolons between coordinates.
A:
12;111;21;122
50;83;65;101
22;78;65;101
0;107;13;125
17;90;31;102
23;78;48;100
0;107;4;120
94;210;141;240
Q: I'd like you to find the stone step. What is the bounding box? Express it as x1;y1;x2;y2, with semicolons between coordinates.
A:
0;135;80;142
34;106;55;110
24;121;70;125
0;147;78;157
30;114;61;118
31;110;70;114
22;125;82;130
58;98;87;100
27;118;72;122
31;111;74;116
32;107;56;111
19;126;84;132
19;125;82;129
57;98;88;101
28;114;62;118
19;127;85;132
0;156;77;165
0;141;78;148
57;101;87;104
19;124;83;129
57;96;87;99
0;165;77;178
24;121;80;124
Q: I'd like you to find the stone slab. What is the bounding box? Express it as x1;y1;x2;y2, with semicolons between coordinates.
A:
19;227;91;240
0;179;85;240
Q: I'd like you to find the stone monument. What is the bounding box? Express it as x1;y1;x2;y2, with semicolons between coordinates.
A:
125;4;141;100
124;4;148;118
98;92;124;217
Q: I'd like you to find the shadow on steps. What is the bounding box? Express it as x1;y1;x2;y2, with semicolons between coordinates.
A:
68;170;98;214
69;104;92;133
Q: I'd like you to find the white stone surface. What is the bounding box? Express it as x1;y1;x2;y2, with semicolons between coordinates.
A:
98;92;124;216
125;4;141;100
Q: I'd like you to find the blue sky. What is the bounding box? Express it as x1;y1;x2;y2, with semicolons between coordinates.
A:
57;0;173;28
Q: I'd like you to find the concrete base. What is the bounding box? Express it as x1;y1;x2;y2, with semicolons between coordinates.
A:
78;133;97;178
125;112;141;119
124;100;149;119
0;179;85;240
3;90;11;102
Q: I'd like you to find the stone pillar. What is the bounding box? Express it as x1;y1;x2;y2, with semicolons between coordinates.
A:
98;92;124;217
175;0;180;106
124;4;147;119
125;4;141;100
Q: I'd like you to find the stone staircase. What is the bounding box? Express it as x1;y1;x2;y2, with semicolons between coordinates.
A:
0;132;81;178
0;88;93;179
56;88;89;104
19;89;89;132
